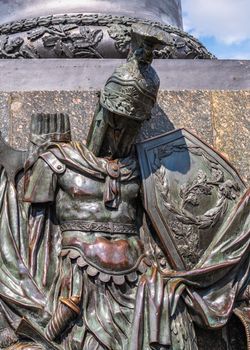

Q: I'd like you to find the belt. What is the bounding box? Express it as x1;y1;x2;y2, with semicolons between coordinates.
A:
60;220;138;235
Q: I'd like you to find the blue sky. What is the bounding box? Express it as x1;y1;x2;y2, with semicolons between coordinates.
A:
182;0;250;59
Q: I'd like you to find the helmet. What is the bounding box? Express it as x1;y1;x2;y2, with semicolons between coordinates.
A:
100;61;160;121
87;23;168;155
99;23;168;121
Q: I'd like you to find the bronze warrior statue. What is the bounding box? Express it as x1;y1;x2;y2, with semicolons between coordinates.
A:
0;23;249;350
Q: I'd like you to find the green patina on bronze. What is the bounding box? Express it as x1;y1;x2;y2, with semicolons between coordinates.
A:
0;23;249;350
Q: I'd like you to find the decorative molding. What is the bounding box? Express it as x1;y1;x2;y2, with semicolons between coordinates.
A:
60;220;138;234
0;14;214;59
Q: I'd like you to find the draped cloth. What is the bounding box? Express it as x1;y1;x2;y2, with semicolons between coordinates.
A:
0;168;45;310
57;252;199;350
0;141;249;349
164;189;250;329
0;168;49;347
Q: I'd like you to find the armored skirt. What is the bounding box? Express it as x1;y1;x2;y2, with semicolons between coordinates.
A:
48;230;197;350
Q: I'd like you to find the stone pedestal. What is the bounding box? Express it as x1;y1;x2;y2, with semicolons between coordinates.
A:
0;59;249;186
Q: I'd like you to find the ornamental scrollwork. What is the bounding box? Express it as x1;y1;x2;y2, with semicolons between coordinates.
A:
28;24;103;58
0;34;38;58
107;24;132;54
0;14;215;59
169;221;201;268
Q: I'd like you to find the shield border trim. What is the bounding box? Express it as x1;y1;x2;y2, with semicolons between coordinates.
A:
136;128;246;271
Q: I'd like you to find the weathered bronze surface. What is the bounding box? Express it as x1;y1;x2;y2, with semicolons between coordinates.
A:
0;0;214;60
0;0;184;29
0;23;249;350
0;14;213;59
137;128;246;270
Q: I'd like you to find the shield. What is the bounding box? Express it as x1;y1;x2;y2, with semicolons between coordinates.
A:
137;128;246;271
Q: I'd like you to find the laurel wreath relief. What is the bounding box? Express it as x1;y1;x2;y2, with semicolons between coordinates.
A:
154;144;240;229
153;144;240;267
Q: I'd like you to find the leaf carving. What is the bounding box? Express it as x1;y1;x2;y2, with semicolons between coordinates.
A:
153;146;241;268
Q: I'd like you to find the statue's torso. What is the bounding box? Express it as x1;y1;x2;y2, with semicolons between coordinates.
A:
23;144;144;273
50;147;144;276
55;167;141;225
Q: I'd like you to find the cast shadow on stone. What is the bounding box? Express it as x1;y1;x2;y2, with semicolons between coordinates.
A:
137;103;191;175
138;103;175;142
